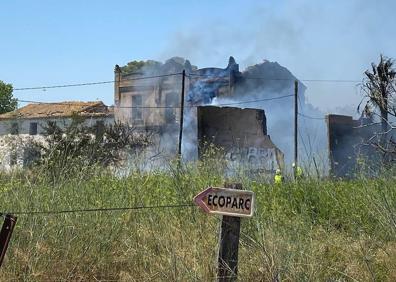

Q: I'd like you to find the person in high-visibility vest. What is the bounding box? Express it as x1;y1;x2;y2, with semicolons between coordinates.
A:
292;163;304;180
274;169;283;184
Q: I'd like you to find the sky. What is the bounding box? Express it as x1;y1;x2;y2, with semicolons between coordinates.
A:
1;0;395;113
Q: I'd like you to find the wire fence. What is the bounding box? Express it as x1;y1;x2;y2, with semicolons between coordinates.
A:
0;203;196;217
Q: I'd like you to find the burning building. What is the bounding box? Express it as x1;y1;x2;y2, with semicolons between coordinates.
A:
113;56;307;171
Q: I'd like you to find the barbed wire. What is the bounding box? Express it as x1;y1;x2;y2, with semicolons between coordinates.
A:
0;203;196;217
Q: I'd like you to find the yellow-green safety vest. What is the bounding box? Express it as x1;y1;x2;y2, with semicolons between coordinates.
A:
274;174;283;184
295;166;303;178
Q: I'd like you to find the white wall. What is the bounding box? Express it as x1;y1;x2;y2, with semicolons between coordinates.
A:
0;116;114;170
0;116;114;136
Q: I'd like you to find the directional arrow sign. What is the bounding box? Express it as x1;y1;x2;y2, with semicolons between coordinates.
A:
193;187;255;218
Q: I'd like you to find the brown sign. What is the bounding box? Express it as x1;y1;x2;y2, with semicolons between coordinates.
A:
193;187;255;218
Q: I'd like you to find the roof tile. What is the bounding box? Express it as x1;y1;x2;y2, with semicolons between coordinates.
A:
0;101;114;120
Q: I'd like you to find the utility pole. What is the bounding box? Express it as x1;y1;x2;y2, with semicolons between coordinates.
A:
178;70;186;157
294;80;298;179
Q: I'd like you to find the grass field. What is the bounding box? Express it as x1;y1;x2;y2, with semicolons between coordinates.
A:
0;162;395;281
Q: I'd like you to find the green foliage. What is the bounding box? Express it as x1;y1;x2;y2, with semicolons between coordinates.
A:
362;54;396;118
0;80;17;114
120;60;162;74
30;117;152;182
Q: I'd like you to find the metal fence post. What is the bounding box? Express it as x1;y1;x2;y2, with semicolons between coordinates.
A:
0;214;17;268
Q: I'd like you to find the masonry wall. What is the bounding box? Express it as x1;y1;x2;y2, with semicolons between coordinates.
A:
114;57;240;129
326;114;389;178
114;72;185;128
197;106;283;173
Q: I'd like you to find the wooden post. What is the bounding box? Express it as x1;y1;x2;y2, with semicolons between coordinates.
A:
217;183;242;282
0;214;17;268
178;70;186;157
294;80;298;179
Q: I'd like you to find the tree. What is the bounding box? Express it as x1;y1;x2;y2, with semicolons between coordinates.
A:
120;60;162;74
0;80;17;114
361;55;396;161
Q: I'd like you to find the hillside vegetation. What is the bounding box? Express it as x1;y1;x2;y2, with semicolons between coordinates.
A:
0;162;395;281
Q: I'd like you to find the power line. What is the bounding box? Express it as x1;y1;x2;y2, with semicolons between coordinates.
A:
13;73;183;91
247;77;360;83
12;73;362;92
0;203;195;216
298;128;310;160
297;95;313;156
302;79;361;83
296;94;326;120
298;112;326;120
213;94;293;106
188;73;361;83
9;95;294;109
14;80;114;91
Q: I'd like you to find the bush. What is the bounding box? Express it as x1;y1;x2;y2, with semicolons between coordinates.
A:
28;117;151;182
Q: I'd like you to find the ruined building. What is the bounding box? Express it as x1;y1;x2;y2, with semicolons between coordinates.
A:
327;114;395;178
113;56;297;171
198;106;284;172
114;58;191;128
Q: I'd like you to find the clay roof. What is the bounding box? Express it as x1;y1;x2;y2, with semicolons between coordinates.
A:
0;101;114;120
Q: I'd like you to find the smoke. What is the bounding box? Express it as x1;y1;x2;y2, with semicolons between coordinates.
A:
152;0;396;172
159;0;396;112
208;74;328;171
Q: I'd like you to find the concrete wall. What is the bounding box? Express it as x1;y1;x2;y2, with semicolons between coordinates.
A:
197;106;283;173
326;114;395;178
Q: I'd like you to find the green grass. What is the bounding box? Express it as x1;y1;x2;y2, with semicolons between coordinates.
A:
0;162;395;281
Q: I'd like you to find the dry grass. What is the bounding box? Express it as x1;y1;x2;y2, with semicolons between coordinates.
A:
0;163;395;281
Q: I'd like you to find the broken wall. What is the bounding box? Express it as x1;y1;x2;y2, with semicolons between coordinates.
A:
326;114;385;178
197;106;284;173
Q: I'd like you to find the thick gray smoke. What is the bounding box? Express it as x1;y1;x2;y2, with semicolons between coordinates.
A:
193;60;329;174
178;57;329;173
158;0;396;113
153;0;396;174
121;56;376;175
